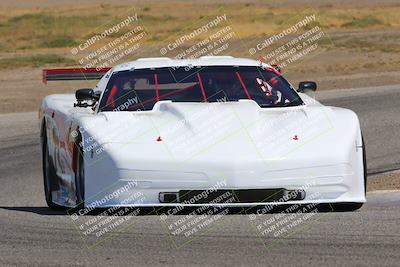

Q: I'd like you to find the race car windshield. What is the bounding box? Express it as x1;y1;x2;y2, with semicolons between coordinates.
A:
99;66;303;112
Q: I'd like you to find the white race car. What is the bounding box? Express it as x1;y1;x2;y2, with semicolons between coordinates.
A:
40;56;366;212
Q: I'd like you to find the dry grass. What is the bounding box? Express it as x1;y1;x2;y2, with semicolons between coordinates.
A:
0;54;75;69
0;2;399;60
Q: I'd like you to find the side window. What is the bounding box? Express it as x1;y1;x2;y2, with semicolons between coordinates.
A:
99;70;157;112
95;69;113;92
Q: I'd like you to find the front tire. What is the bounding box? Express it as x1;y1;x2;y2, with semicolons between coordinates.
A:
74;138;85;209
42;128;60;209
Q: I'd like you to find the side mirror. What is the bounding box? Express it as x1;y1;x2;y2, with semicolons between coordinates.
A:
297;81;317;93
74;88;98;107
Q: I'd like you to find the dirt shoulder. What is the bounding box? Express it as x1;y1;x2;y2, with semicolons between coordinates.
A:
368;172;400;192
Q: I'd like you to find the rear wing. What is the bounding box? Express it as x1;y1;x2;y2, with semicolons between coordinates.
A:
42;67;111;84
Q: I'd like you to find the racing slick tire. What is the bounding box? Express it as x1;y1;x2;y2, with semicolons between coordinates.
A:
42;122;61;209
74;135;85;210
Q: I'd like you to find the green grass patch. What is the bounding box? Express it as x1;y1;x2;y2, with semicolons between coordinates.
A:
0;54;76;69
39;35;79;48
8;13;54;25
341;15;384;28
334;37;400;53
0;43;6;51
5;13;103;38
141;14;177;23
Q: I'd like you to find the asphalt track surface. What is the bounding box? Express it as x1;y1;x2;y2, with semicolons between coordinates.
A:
1;85;400;266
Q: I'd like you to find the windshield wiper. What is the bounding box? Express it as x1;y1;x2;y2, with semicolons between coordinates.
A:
258;104;279;108
258;99;303;108
283;99;304;107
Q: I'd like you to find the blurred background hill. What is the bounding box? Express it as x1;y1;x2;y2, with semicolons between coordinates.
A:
0;0;399;113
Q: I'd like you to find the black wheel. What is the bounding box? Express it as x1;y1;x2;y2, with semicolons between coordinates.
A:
74;138;85;209
42;125;60;209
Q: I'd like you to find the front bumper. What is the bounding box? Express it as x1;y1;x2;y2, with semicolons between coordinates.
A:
83;163;366;208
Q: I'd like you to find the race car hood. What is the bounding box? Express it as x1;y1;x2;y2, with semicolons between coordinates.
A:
79;100;361;172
